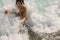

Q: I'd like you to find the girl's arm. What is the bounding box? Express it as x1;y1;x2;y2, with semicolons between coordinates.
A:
21;7;27;23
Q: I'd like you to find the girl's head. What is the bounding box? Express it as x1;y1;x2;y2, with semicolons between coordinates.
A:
16;0;24;4
16;1;23;8
16;0;24;7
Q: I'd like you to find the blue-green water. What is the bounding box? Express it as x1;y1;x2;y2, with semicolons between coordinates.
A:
0;0;55;13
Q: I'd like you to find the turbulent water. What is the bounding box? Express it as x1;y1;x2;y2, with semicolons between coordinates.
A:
0;0;60;40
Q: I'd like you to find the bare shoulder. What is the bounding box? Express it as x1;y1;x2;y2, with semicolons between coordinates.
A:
21;5;26;10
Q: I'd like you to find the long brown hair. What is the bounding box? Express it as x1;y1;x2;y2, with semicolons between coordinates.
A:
16;0;24;4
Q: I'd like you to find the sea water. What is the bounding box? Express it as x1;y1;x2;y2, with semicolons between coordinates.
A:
0;0;60;40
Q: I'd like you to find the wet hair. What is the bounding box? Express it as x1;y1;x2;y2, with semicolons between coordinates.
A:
16;0;24;4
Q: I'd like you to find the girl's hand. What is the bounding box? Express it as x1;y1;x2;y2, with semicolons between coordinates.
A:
20;20;24;24
5;10;8;14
